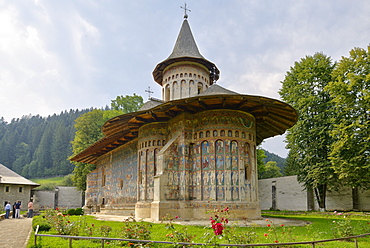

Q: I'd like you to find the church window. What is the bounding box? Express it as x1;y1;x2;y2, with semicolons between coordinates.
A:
176;74;179;78
213;130;218;137
242;132;246;139
180;73;183;77
145;142;147;148
184;73;188;77
228;130;232;137
235;131;239;137
197;83;203;94
194;133;197;139
157;140;161;146
102;170;106;186
148;141;151;147
163;140;166;145
206;131;210;137
172;75;174;80
119;179;123;189
199;132;203;138
165;85;170;101
220;130;225;137
249;134;252;140
189;73;192;77
154;149;159;176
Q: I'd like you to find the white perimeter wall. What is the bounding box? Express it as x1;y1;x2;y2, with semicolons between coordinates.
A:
258;175;370;211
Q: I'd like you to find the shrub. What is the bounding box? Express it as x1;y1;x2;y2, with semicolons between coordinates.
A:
32;216;52;232
75;208;84;215
67;209;76;215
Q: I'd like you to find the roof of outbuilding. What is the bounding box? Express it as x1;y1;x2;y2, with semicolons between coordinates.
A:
0;163;40;186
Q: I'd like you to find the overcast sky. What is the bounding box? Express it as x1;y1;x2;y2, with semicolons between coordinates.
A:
1;0;369;158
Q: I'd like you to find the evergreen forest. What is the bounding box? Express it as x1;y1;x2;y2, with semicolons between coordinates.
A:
0;109;93;178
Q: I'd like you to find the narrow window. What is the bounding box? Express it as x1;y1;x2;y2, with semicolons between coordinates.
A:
5;186;9;193
19;187;23;193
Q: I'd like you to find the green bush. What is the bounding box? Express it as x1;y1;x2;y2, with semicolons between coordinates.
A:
32;216;51;232
75;208;84;215
67;208;76;215
66;208;84;215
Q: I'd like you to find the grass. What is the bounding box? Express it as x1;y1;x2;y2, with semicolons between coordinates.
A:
27;211;370;247
31;176;72;190
32;176;65;185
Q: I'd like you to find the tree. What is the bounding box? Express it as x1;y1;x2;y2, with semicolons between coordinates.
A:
279;52;336;210
111;93;144;113
259;161;283;179
256;148;267;176
71;109;122;191
326;46;370;189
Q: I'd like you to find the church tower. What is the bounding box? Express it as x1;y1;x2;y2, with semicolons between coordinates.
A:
152;15;219;101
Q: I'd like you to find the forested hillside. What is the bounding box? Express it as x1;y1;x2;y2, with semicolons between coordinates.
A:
0;109;91;178
263;150;286;171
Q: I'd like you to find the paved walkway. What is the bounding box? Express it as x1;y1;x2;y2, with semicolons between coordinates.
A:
0;217;33;248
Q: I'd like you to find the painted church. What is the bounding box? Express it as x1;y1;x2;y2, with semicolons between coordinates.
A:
71;15;297;221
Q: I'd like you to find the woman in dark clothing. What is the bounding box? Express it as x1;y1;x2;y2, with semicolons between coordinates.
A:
12;202;16;218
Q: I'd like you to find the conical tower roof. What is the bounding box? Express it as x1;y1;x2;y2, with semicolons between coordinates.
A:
153;18;220;85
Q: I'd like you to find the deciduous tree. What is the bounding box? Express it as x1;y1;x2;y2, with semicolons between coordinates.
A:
279;52;336;210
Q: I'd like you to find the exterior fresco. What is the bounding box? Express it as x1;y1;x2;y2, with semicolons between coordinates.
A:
86;140;138;212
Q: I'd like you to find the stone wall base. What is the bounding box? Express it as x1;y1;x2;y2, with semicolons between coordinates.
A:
137;201;261;221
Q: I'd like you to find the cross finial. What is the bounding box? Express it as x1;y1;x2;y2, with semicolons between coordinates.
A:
181;3;191;19
145;86;154;99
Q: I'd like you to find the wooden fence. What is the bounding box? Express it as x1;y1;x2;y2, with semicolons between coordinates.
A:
34;225;370;247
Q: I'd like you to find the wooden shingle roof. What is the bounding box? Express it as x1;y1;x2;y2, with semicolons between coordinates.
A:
70;84;298;164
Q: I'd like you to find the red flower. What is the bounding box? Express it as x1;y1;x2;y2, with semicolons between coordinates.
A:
267;224;271;227
280;224;284;227
274;240;279;243
264;233;268;237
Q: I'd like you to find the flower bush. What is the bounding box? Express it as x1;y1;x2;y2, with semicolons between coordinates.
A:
161;214;195;247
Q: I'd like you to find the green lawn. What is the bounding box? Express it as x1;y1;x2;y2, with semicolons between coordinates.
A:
28;211;370;247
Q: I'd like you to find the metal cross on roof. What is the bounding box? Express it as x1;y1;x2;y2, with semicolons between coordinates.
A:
145;86;154;98
181;3;191;19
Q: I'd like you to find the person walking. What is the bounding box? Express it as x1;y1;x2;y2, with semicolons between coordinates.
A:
27;200;34;218
14;201;21;218
4;201;11;219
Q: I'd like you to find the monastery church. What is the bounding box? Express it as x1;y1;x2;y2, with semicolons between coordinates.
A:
71;14;297;221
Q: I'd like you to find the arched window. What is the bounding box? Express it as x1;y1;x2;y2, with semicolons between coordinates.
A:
197;82;203;94
154;149;159;176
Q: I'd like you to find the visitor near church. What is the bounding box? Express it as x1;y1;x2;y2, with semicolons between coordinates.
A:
14;201;21;218
27;200;34;218
4;201;11;219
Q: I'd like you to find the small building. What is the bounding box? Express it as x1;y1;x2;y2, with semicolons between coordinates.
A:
0;163;39;207
71;15;297;221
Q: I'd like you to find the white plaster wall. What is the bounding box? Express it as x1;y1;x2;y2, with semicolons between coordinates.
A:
33;190;55;210
325;188;353;211
258;176;308;211
258;176;370;212
258;178;273;210
358;189;370;211
57;186;83;209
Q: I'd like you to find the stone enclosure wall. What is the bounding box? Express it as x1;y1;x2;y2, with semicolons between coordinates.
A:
258;175;370;211
33;186;83;211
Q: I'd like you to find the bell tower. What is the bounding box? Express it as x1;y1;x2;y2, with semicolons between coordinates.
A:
152;14;219;101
